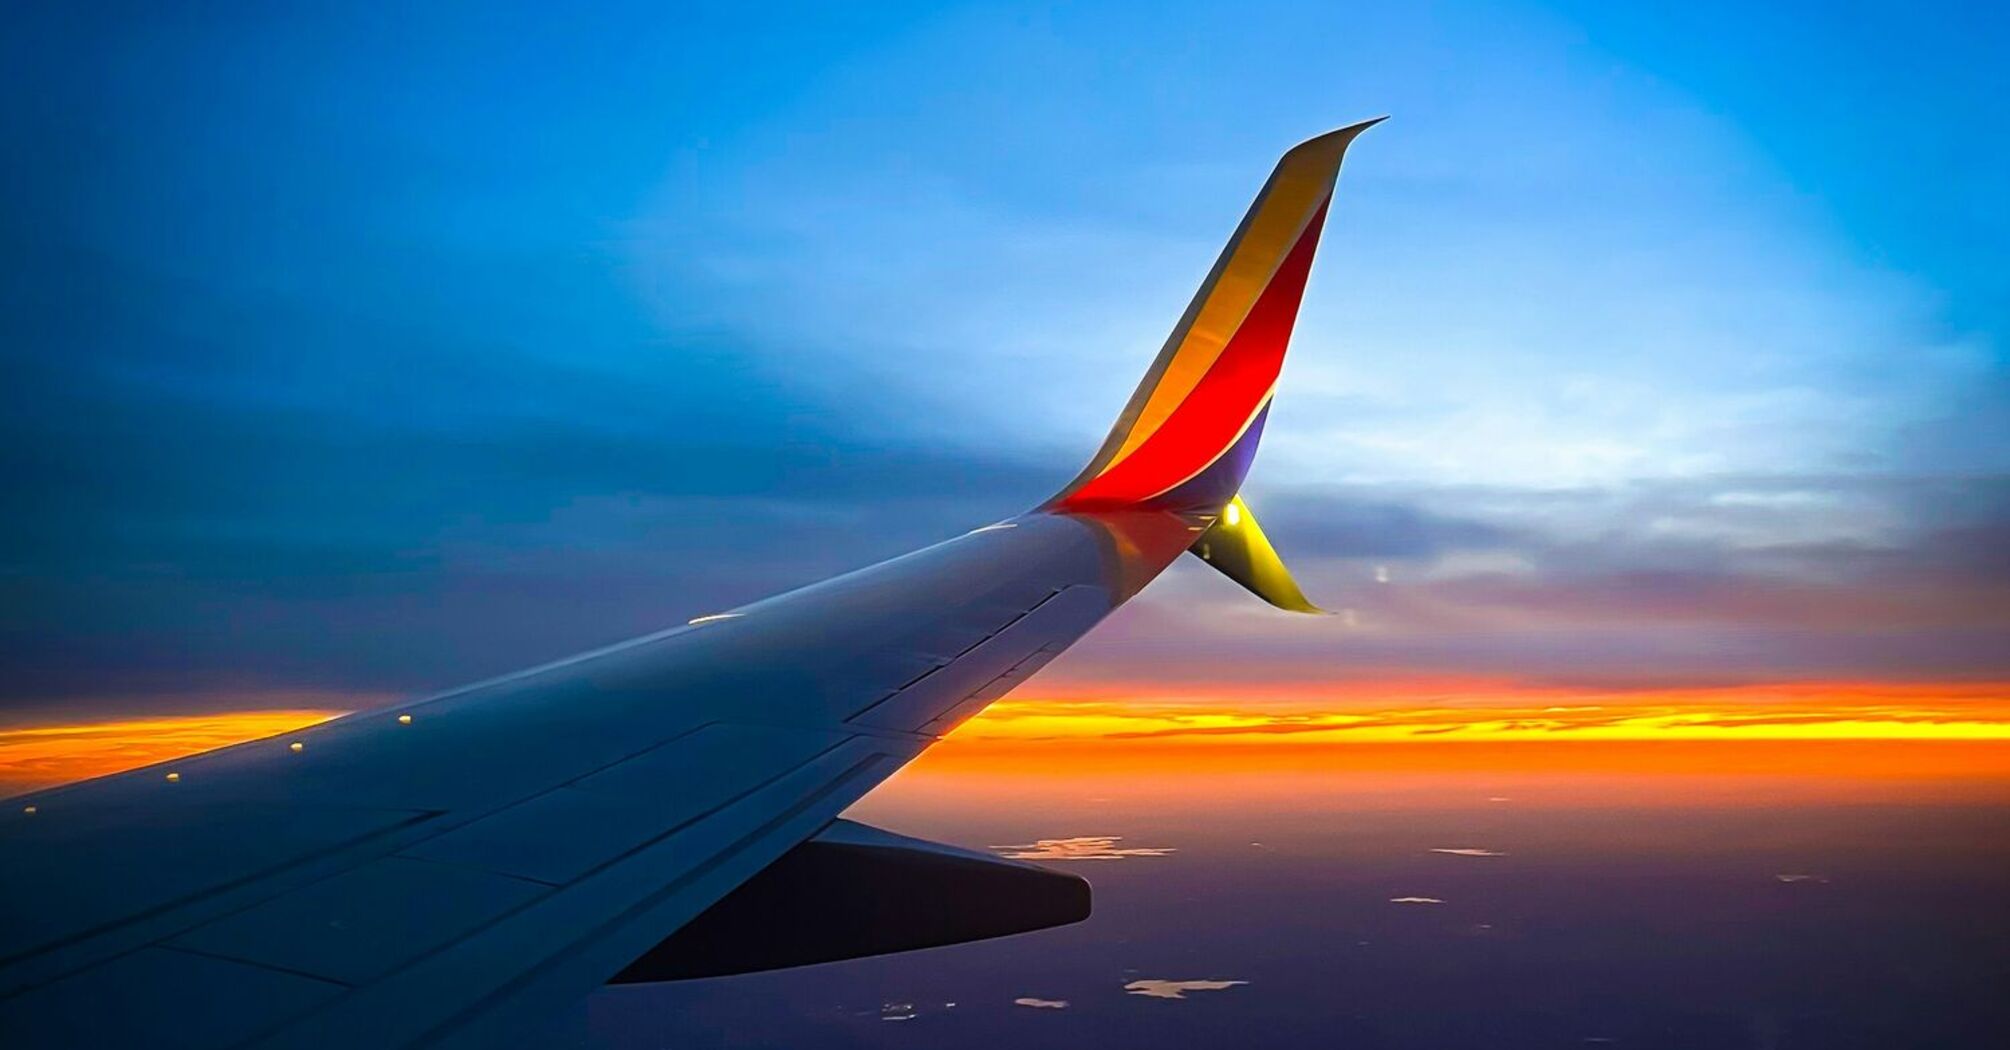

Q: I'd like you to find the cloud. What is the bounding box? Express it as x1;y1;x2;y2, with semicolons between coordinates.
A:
1389;897;1446;905
992;836;1175;861
1122;979;1248;1000
1013;998;1069;1009
1429;848;1506;857
0;250;1059;708
1022;473;2010;694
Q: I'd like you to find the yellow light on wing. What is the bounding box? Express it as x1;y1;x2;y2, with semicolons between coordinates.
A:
1190;496;1320;613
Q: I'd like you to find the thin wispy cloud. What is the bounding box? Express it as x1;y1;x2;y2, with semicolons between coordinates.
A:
1123;979;1249;1000
992;836;1176;861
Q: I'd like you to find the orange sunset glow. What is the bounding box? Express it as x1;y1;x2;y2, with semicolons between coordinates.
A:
0;709;344;795
962;679;2010;743
7;679;2008;799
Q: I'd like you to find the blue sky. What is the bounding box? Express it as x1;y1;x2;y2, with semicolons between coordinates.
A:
2;1;2003;721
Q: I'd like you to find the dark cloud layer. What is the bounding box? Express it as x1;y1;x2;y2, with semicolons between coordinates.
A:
1;193;1056;712
5;220;2004;714
1052;474;2010;692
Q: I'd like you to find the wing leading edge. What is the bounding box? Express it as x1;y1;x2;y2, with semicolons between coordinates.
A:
0;120;1379;1048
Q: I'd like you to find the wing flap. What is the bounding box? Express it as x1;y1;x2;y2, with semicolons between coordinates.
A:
265;737;917;1050
0;801;437;996
847;583;1110;734
169;858;548;986
400;724;845;885
0;948;344;1050
611;818;1089;982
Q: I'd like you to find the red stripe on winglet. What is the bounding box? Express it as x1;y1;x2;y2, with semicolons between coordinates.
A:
1061;196;1329;508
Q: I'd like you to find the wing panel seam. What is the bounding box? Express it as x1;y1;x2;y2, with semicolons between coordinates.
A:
411;753;892;1047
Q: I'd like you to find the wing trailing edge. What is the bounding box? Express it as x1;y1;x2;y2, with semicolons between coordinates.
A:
609;819;1088;982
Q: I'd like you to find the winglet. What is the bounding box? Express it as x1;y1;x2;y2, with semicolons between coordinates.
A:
1045;118;1381;514
1190;495;1323;613
1045;121;1379;612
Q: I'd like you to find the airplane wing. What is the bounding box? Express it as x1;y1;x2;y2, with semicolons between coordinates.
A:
0;119;1380;1049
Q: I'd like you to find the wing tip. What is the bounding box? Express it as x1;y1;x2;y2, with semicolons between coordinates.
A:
1283;115;1388;157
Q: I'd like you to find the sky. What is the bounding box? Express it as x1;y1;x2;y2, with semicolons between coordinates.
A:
1;1;2005;756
